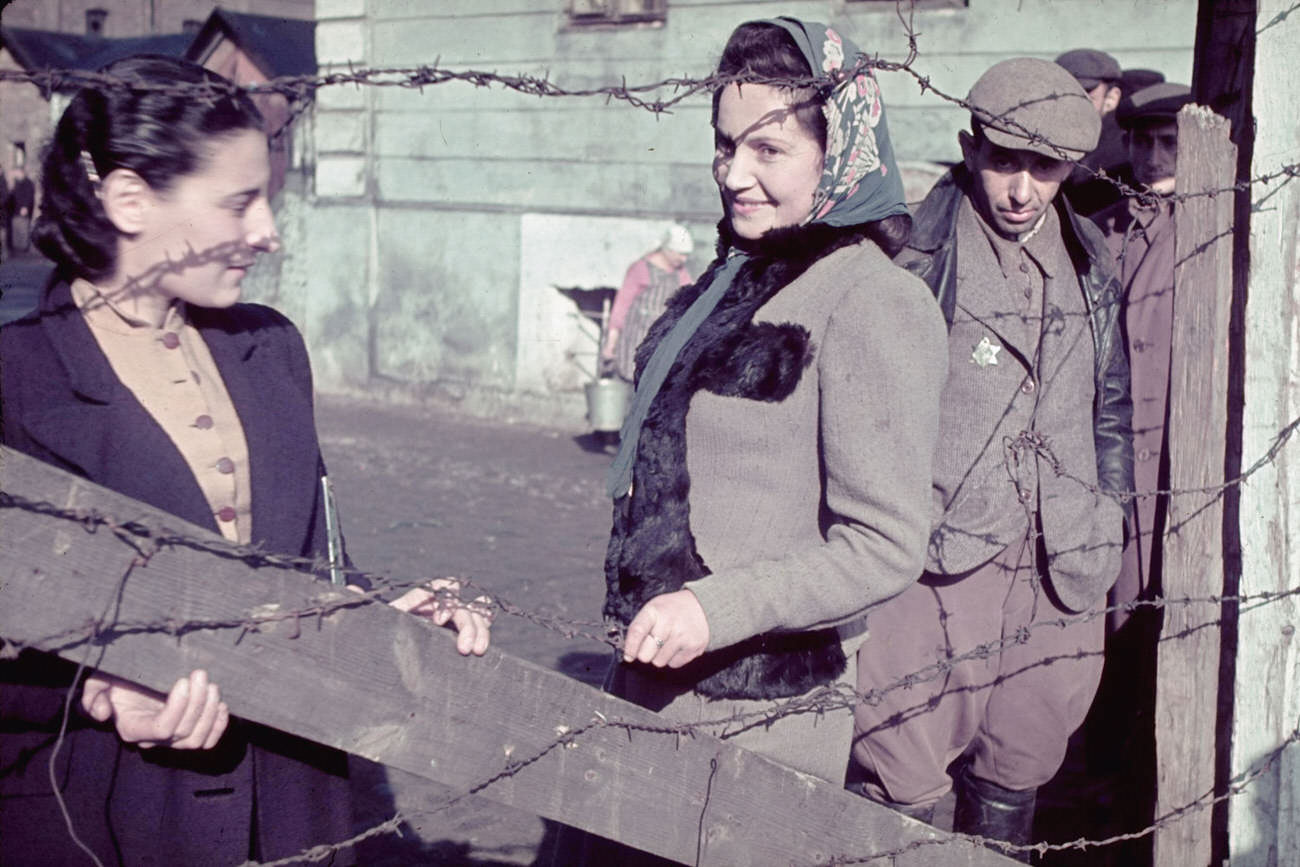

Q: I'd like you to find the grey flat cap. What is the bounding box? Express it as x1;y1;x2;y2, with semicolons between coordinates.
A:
1055;49;1122;89
1116;82;1193;128
968;57;1102;160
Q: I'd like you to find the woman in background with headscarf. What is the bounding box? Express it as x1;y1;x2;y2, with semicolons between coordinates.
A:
600;224;695;383
602;17;947;784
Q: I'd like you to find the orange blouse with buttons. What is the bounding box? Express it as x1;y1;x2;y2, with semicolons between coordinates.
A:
71;279;253;544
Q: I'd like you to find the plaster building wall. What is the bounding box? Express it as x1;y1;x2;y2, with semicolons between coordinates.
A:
260;1;1197;425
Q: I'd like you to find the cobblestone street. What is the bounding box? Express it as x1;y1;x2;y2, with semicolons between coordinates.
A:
315;394;614;864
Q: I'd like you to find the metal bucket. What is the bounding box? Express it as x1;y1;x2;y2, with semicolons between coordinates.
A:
585;378;631;432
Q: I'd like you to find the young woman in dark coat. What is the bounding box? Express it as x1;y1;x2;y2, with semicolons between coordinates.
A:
0;56;491;866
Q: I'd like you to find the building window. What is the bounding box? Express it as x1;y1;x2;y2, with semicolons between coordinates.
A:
567;0;667;27
85;8;108;36
846;0;968;7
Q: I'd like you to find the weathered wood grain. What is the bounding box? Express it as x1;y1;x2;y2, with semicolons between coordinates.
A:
1154;105;1237;867
0;445;1014;866
1230;0;1300;862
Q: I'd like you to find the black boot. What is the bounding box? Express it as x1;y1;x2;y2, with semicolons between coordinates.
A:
847;781;937;825
952;766;1037;863
845;764;938;826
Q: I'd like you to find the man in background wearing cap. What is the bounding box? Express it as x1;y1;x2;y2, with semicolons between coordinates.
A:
849;58;1133;858
1122;68;1166;96
1091;81;1190;639
1057;48;1130;215
1084;81;1192;849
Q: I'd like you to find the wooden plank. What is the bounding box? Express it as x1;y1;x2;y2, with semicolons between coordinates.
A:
1230;0;1300;861
1189;3;1256;862
0;446;1015;866
1153;105;1237;867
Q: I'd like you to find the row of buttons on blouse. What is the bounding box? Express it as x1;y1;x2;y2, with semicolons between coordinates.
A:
165;338;242;523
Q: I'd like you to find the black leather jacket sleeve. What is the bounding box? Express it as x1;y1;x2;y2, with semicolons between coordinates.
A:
1070;212;1136;525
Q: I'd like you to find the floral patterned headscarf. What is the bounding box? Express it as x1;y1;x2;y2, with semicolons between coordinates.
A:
766;17;909;228
607;19;907;500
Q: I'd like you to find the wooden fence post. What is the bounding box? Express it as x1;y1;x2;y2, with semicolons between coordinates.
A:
1230;0;1300;862
1154;104;1237;867
0;446;1015;866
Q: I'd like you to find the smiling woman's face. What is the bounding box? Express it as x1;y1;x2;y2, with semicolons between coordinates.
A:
131;128;279;309
712;83;825;240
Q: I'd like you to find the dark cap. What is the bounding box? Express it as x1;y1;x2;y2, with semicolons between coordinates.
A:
968;58;1101;160
1121;68;1166;93
1116;82;1192;128
1055;48;1122;90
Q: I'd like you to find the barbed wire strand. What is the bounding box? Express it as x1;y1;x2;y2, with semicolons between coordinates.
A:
3;3;1298;861
1;478;1296;864
1;59;1297;205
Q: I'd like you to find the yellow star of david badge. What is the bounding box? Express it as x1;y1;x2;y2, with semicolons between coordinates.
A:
971;335;1001;367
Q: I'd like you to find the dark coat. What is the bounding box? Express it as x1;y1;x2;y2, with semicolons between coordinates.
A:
896;166;1136;513
0;279;353;866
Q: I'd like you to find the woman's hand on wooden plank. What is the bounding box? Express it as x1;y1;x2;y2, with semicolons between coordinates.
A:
81;668;229;750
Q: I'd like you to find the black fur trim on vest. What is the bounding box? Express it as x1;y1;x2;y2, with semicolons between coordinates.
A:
604;220;874;701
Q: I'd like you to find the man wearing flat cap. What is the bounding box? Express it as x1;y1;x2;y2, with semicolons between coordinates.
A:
1057;48;1123;117
849;58;1133;858
1057;48;1130;215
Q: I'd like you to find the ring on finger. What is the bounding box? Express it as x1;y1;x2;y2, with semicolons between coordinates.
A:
651;635;665;648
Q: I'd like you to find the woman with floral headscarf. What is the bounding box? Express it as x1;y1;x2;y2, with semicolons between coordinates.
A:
601;18;948;784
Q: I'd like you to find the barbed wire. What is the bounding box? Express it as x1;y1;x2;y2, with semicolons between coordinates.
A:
230;666;1297;866
2;3;1297;862
1;462;1292;664
0;352;1286;857
1;473;1295;865
240;715;1298;867
0;172;1284;867
1;58;1297;206
826;724;1300;864
1;238;1291;703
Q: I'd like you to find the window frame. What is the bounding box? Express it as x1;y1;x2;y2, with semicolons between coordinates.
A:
845;0;968;9
565;0;668;28
85;8;109;36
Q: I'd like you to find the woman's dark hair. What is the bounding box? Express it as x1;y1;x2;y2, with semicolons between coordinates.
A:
712;22;911;255
868;213;912;258
713;22;827;152
34;55;264;281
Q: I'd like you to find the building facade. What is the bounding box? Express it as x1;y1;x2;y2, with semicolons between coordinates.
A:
0;0;1199;426
254;0;1195;427
0;0;311;37
0;0;312;190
